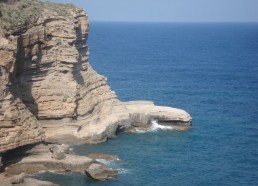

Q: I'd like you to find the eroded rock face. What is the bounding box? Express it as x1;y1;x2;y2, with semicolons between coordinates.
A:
0;0;192;153
85;163;118;180
0;1;117;153
3;144;117;182
0;35;44;153
14;5;116;120
10;173;26;184
49;144;70;160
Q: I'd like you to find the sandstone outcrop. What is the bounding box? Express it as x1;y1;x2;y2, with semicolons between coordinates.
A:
0;174;59;186
85;163;118;180
19;178;59;186
0;0;191;154
49;144;70;160
0;0;192;183
3;144;117;181
0;27;45;154
10;173;25;184
0;6;193;186
0;0;119;153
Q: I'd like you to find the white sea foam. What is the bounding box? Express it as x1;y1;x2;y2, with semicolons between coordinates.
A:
134;120;174;133
33;170;47;175
96;159;130;175
134;129;147;133
48;171;68;175
96;159;112;166
150;119;174;131
117;168;130;175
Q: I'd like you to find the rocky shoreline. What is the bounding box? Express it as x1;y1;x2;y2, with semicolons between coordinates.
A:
0;0;192;185
0;174;59;186
2;144;117;181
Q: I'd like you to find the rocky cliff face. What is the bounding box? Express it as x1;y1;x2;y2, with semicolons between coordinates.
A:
0;26;44;153
0;0;117;153
0;0;191;154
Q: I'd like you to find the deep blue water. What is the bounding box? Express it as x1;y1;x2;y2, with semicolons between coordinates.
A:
36;22;258;185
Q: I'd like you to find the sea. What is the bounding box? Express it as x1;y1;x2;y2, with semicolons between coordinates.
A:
35;22;258;186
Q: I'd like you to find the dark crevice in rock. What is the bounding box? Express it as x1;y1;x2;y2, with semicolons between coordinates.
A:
0;142;43;173
73;17;86;86
46;33;52;41
157;119;193;126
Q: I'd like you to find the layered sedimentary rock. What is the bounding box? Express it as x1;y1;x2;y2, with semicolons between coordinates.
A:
3;144;118;181
0;0;192;154
0;31;44;153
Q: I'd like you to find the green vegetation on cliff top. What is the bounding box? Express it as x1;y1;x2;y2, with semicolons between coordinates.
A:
0;0;74;35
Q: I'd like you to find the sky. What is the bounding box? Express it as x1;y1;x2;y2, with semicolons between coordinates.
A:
50;0;258;22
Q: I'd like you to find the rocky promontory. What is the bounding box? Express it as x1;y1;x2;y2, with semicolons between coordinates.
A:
0;0;192;183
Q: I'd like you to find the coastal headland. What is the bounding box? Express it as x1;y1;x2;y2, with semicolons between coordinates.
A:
0;0;192;184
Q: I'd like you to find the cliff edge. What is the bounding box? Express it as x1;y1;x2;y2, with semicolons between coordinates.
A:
0;0;192;154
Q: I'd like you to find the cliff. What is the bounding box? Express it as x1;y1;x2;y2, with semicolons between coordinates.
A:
0;0;192;154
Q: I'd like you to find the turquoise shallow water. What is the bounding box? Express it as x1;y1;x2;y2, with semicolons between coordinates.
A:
35;22;258;185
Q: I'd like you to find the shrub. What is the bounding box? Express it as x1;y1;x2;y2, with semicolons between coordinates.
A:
0;0;75;36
